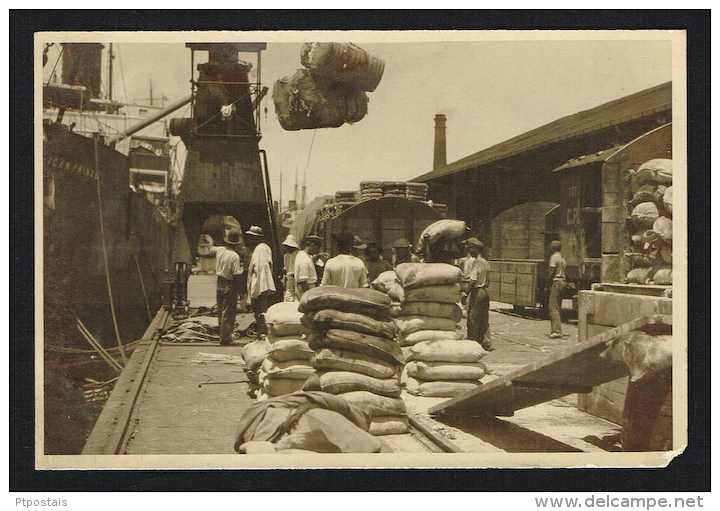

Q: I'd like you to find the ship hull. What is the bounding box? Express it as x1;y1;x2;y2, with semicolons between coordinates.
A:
43;123;173;454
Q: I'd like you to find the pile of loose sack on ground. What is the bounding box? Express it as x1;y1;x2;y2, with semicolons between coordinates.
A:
241;261;491;438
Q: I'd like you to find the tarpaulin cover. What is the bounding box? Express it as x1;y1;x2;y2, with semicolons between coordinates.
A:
234;391;378;453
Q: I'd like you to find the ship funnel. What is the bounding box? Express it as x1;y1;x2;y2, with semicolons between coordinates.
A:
61;43;104;99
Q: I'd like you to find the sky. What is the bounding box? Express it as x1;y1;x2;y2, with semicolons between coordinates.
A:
41;31;676;208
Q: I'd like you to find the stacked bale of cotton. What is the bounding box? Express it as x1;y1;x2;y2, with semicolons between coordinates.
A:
299;286;408;435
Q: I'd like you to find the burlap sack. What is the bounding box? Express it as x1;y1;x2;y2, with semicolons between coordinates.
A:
299;285;391;318
416;219;467;251
405;377;481;398
400;301;463;322
312;348;399;379
261;356;315;380
631;202;660;229
309;329;404;366
303;308;399;340
400;329;464;347
634;158;673;185
403;284;461;304
394;262;463;290
406;360;487;381
408;339;488;363
318;371;402;398
241;339;269;372
368;415;409;436
266;338;314;362
395;315;458;335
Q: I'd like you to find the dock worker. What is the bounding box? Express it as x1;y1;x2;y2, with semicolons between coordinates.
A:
465;238;493;351
391;238;414;267
547;240;567;339
351;235;368;263
281;234;300;302
245;226;276;338
295;234;322;299
321;232;369;288
365;242;392;284
204;229;245;346
457;240;474;306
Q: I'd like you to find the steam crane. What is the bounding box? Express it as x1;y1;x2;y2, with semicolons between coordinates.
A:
169;42;279;311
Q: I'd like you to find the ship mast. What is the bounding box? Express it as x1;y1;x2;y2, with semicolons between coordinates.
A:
107;43;114;104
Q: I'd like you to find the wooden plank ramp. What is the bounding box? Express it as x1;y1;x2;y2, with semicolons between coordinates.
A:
428;315;671;418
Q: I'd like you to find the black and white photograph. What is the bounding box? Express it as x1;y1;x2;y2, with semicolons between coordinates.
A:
33;27;691;473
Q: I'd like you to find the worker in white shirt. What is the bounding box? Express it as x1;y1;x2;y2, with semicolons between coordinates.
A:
321;232;369;289
294;234;323;299
206;229;245;345
245;226;276;338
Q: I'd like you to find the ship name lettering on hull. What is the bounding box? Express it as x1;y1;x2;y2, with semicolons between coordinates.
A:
44;155;98;180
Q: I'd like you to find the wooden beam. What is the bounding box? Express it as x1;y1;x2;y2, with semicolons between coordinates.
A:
428;315;671;416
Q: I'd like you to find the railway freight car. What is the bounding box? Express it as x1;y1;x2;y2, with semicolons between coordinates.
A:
312;195;445;258
488;122;672;309
487;201;560;310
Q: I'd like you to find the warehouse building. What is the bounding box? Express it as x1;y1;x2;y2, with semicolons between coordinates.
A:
413;82;672;256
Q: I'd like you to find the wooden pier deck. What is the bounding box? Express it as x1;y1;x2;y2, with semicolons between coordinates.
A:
83;278;624;457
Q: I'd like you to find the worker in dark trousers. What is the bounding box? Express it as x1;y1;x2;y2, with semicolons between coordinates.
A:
547;240;567;339
206;229;245;345
246;226;276;338
465;238;493;351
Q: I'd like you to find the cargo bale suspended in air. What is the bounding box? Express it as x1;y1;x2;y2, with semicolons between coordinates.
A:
273;42;385;131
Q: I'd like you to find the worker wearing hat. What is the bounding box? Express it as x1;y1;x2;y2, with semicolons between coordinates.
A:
547;240;567;339
465;237;493;351
281;234;300;301
245;226;276;338
351;235;367;259
295;234;323;299
391;238;414;267
320;232;369;288
204;228;245;345
364;241;392;284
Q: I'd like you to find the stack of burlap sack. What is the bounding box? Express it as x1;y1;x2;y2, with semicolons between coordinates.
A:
627;158;673;285
394;263;488;398
299;286;409;435
243;302;315;400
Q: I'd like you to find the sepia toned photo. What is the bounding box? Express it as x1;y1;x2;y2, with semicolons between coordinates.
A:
36;29;687;470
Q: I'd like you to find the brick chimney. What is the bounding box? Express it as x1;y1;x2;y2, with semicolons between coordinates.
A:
433;114;447;170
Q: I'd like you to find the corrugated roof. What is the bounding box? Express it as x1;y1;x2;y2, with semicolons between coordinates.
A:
551;146;624;172
552;122;672;172
413;81;671;182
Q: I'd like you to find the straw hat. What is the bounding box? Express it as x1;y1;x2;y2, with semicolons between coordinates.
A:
353;235;367;250
305;235;323;244
245;226;264;237
393;238;412;248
